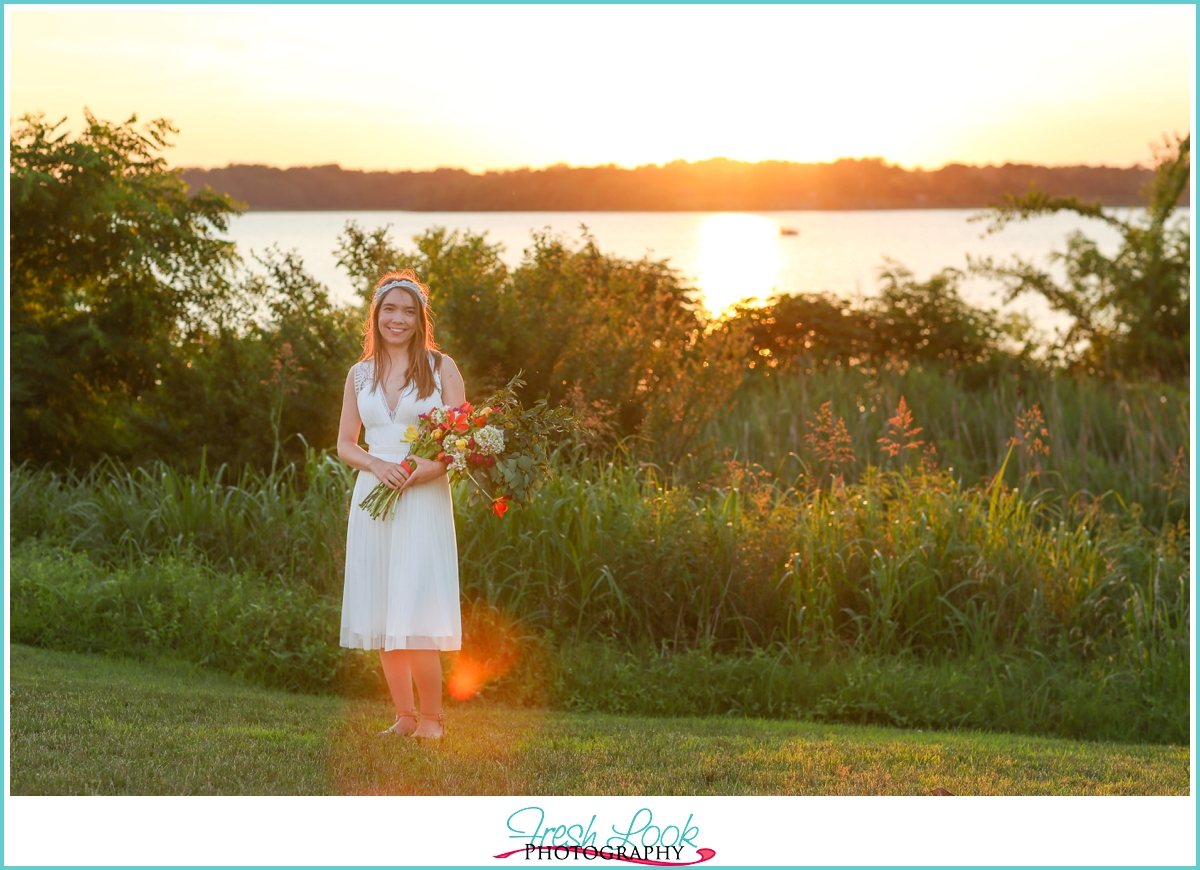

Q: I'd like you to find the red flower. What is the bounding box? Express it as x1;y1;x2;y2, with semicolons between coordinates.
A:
453;415;471;433
436;451;447;463
491;495;512;518
486;456;496;467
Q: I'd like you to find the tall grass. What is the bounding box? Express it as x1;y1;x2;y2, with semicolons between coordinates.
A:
10;368;1188;742
12;452;355;596
707;364;1189;527
10;539;378;696
9;534;1186;743
12;447;1187;662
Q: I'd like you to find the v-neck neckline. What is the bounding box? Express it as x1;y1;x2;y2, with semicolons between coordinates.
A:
371;353;437;422
379;356;413;421
381;379;411;421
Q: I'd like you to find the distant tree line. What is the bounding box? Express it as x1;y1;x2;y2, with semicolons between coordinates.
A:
180;157;1186;212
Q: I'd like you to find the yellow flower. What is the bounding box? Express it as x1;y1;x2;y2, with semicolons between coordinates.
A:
455;438;469;451
432;429;446;441
402;425;419;443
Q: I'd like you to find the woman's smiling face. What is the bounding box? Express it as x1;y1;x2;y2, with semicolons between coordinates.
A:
376;287;420;347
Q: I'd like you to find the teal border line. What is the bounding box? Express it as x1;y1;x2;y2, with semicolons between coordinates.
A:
1;2;1195;869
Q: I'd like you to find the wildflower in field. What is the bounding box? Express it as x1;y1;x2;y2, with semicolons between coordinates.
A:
922;441;940;475
877;396;924;458
1154;445;1188;499
804;401;856;468
1009;404;1051;457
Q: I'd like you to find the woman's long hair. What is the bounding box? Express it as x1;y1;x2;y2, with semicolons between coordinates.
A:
361;269;443;401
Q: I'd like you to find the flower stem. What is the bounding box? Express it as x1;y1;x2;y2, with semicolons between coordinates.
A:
463;469;496;502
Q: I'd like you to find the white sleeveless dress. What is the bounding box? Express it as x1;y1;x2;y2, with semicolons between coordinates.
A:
340;352;462;651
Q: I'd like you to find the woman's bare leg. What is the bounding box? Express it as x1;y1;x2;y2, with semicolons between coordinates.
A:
379;649;418;731
409;650;445;737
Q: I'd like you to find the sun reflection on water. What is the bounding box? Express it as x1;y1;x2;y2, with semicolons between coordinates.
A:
696;213;783;313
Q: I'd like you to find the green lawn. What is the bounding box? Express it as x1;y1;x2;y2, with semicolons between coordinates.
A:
9;644;1189;796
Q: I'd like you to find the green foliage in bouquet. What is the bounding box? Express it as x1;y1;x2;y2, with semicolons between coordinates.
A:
470;372;579;512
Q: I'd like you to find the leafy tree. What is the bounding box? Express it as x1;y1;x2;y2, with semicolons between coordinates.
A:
735;292;871;369
10;110;242;464
334;222;749;460
733;262;1017;380
869;260;1010;368
971;134;1190;379
139;247;363;471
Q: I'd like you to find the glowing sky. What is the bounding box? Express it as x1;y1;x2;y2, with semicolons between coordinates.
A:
6;5;1194;172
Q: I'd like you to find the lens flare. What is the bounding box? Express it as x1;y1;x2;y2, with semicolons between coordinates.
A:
447;656;489;700
447;603;523;700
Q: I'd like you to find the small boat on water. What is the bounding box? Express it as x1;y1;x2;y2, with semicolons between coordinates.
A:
779;226;799;236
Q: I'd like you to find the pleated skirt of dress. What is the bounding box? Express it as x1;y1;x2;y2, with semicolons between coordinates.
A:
340;451;462;651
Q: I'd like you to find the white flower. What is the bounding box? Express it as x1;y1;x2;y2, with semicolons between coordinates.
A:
474;425;505;456
446;450;468;473
429;407;448;426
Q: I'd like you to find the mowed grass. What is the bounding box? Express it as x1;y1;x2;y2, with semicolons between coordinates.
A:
9;645;1190;796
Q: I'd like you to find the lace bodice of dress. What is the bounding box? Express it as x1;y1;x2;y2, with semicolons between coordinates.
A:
353;353;443;452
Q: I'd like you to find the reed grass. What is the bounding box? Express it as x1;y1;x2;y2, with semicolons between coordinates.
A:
8;540;1187;744
12;452;355;597
12;453;1188;739
9;538;379;696
10;367;1187;743
706;365;1188;527
13;446;1187;660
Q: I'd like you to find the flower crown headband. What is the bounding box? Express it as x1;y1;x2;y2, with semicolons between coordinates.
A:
375;278;428;308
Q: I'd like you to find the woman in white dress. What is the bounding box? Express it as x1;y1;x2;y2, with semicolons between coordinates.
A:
336;270;466;740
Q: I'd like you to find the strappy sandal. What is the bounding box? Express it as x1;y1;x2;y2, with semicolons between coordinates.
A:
378;708;419;737
413;712;446;740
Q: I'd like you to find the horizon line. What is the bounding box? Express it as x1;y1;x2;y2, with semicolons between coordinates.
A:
176;154;1155;175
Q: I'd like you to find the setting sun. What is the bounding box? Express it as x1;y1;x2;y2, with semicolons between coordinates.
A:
697;214;784;312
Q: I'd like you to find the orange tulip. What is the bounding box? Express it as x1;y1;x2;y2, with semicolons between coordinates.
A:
491;495;511;518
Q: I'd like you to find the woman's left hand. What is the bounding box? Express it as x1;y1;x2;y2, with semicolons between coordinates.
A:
396;455;447;493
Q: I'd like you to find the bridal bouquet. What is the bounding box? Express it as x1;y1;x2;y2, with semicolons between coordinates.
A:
359;373;577;520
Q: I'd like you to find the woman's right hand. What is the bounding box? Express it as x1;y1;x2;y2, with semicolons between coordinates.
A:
370;458;411;490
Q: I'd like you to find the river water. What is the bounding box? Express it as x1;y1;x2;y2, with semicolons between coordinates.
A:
223;208;1180;332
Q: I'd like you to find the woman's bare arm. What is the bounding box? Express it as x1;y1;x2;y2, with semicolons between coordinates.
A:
439;354;467;408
